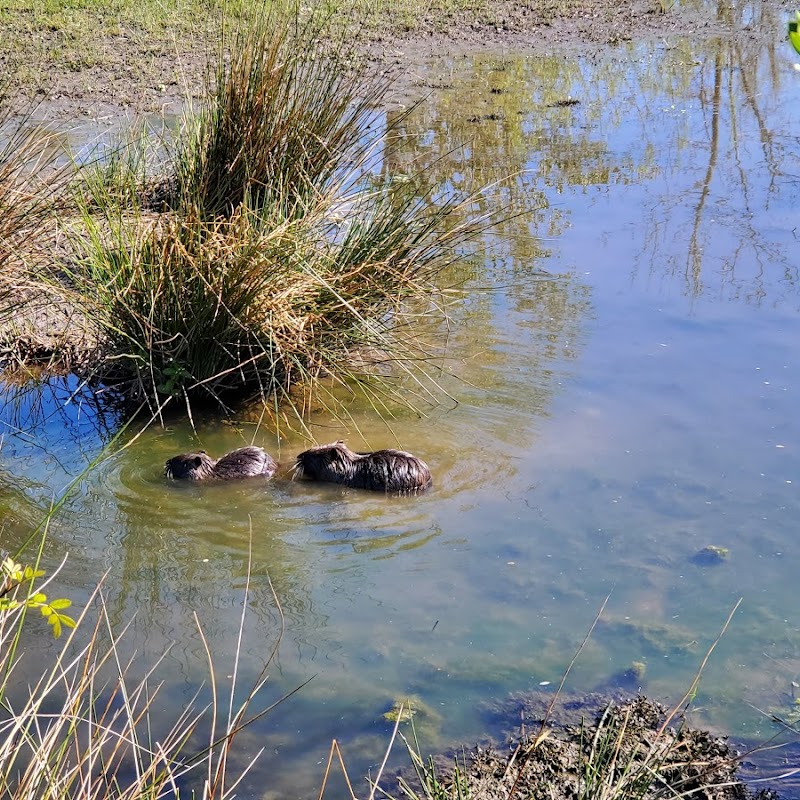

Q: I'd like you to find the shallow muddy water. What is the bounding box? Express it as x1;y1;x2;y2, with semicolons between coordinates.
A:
4;10;800;798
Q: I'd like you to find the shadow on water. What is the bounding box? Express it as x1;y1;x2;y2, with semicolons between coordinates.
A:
4;1;800;795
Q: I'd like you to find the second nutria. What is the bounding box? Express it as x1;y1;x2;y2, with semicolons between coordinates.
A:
165;446;277;481
293;440;432;494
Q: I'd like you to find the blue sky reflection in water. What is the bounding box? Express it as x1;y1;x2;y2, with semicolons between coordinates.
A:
3;25;800;798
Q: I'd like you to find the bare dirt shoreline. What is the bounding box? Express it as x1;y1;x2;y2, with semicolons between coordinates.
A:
6;0;791;122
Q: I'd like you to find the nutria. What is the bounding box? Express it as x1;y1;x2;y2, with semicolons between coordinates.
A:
293;440;432;494
165;446;277;481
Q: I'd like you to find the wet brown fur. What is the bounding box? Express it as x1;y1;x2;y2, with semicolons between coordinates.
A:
293;440;432;494
165;446;277;481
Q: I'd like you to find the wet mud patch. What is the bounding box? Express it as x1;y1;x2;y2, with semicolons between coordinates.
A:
3;0;794;119
395;695;783;800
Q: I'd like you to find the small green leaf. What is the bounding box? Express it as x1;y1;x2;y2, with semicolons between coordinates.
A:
2;558;24;583
59;615;77;630
23;567;45;580
0;559;76;637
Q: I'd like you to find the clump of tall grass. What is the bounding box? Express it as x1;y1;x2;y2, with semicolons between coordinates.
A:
0;94;56;277
172;11;398;220
52;10;488;416
62;169;479;413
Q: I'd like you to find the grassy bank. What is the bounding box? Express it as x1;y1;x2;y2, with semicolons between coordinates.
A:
0;0;624;65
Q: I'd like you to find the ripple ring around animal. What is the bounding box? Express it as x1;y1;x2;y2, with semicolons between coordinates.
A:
165;446;278;481
293;440;432;494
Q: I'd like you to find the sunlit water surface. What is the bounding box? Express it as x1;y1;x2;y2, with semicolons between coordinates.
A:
4;15;800;798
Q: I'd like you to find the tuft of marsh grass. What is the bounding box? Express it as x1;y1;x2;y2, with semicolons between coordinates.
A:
61;167;482;415
42;9;492;418
0;90;90;374
172;10;400;221
397;719;471;800
0;93;62;279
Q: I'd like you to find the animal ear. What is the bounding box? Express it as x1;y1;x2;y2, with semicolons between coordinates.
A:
194;456;203;467
200;450;207;454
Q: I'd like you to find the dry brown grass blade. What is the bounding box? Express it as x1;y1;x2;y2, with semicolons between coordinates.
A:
0;540;306;800
535;594;612;745
656;597;742;739
367;702;407;800
317;739;359;800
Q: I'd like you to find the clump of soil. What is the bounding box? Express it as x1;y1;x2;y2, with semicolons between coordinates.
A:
397;696;781;800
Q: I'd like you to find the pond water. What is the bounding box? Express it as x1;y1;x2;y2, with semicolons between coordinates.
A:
4;6;800;798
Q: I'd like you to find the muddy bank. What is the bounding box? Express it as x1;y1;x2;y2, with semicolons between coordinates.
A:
3;0;794;121
395;694;787;800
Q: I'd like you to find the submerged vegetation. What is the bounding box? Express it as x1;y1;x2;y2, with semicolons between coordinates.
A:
0;9;489;419
1;536;783;800
306;603;787;800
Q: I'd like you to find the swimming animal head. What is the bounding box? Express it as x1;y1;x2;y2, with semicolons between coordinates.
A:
165;451;217;480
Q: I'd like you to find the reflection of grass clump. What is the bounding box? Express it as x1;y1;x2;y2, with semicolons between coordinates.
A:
26;11;488;417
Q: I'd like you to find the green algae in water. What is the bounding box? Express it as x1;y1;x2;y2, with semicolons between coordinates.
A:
381;696;442;742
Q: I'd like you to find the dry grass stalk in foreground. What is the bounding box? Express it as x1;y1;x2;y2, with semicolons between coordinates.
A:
0;549;301;800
